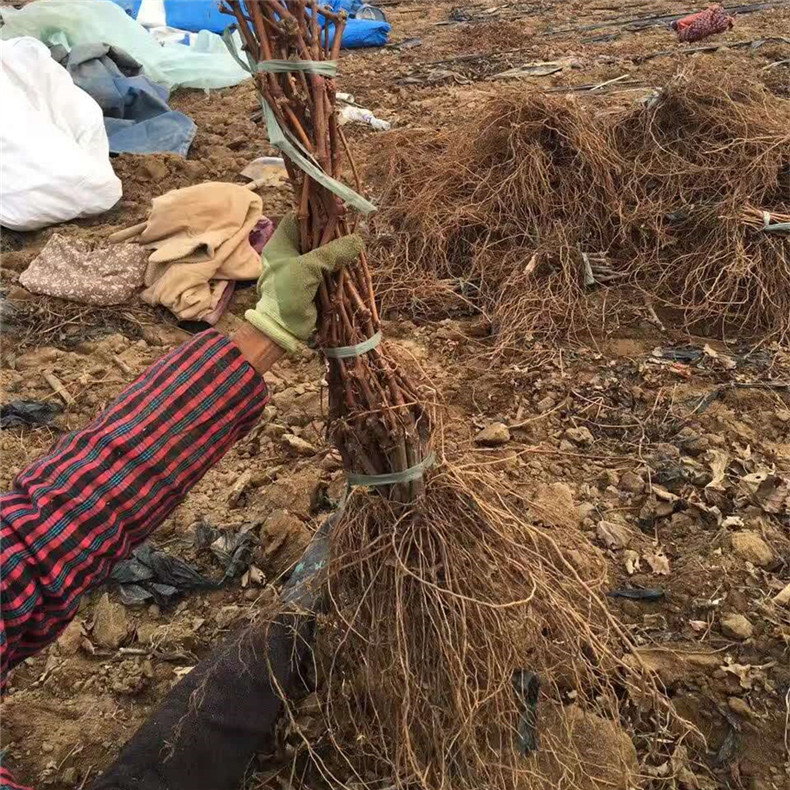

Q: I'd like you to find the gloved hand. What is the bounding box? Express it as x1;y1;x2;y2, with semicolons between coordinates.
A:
245;213;364;353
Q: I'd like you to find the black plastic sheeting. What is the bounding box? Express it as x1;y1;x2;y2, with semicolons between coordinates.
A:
1;399;62;429
92;514;335;790
110;523;257;607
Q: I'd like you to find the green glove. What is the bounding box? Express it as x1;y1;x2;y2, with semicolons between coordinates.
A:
245;213;364;353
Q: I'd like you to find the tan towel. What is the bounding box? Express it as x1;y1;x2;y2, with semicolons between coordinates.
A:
19;233;147;306
116;182;263;320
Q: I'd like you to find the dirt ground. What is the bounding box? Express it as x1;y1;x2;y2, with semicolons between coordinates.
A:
1;1;789;788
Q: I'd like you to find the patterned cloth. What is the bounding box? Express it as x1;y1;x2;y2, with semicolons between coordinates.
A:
0;330;268;789
19;234;148;306
671;4;735;42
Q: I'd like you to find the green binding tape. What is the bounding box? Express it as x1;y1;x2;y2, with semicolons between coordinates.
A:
762;211;790;233
347;452;436;488
257;60;338;76
322;331;382;359
221;28;376;215
262;101;377;215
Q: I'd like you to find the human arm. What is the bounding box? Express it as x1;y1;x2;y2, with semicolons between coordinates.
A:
0;329;274;687
0;216;360;789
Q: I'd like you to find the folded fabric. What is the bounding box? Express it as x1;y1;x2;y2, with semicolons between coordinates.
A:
671;4;735;42
51;42;196;156
19;234;147;305
113;183;264;320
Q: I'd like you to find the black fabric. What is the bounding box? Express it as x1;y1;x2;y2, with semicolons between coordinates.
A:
91;516;333;790
91;614;315;790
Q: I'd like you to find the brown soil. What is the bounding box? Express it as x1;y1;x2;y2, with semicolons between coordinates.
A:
1;1;789;789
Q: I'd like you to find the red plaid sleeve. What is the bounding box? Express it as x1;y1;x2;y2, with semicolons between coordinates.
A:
0;330;267;689
1;766;31;790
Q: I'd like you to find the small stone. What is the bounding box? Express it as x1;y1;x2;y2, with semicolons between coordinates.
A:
576;502;596;522
92;593;128;649
465;316;492;338
619;471;645;494
534;482;579;528
653;442;680;459
773;582;790;607
215;605;243;630
720;613;753;640
320;450;343;471
258;509;311;577
536;395;555;414
56;619;84;656
263;423;287;439
141;157;168;181
181;160;207;179
565;425;594;447
597;520;631;550
643;613;667;630
475;422;510;446
731;531;774;567
728;696;753;718
282;433;318;456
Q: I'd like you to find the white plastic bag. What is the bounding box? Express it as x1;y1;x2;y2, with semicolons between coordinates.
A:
0;37;122;231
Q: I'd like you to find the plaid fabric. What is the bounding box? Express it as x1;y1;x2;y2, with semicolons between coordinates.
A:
0;330;267;789
1;767;31;790
673;4;734;42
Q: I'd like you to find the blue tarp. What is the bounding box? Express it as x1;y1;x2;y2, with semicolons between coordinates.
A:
111;0;390;48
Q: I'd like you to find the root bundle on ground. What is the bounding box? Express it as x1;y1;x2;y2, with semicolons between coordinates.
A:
372;65;790;346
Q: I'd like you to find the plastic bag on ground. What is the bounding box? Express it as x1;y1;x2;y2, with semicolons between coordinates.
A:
0;0;250;90
0;37;122;231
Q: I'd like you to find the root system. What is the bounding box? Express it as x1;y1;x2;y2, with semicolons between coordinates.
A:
289;466;679;790
372;64;790;346
223;4;692;787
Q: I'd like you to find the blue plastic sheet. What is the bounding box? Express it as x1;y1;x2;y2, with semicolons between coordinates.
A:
0;0;250;90
118;0;391;48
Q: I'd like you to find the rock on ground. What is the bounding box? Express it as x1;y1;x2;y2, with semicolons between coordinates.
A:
565;426;594;447
597;520;631;550
91;593;127;649
720;613;753;640
533;482;579;528
731;531;774;567
534;703;638;790
475;422;510;446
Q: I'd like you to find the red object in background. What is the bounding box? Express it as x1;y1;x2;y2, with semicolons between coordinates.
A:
670;4;735;42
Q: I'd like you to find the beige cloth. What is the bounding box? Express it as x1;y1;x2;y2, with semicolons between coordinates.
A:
115;182;263;320
19;233;147;305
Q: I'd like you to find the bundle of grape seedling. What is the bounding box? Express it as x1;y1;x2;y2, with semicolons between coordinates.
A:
221;4;680;788
224;0;431;504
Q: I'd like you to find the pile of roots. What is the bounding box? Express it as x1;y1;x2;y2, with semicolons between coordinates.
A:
371;65;790;347
279;466;681;790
